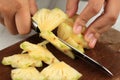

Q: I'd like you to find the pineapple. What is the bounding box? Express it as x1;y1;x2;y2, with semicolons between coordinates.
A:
32;8;68;32
32;8;76;59
37;40;49;48
11;67;45;80
20;41;59;64
57;15;89;53
2;54;42;68
1;9;84;80
40;61;82;80
40;31;75;59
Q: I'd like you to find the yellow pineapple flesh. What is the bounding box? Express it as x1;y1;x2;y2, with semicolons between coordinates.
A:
40;61;82;80
57;15;89;53
20;41;59;64
2;54;42;68
11;67;45;80
32;8;68;32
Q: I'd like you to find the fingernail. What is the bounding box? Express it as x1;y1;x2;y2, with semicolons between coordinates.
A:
85;33;94;42
66;10;71;17
66;10;74;17
89;37;97;48
73;26;82;34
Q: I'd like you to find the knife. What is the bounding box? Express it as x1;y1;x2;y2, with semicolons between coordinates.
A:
59;38;113;77
32;20;113;77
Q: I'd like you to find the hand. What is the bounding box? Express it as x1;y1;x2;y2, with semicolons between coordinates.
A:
66;0;120;48
0;0;38;35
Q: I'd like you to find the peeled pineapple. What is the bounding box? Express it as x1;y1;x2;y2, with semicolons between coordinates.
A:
2;54;42;68
20;41;59;64
32;8;76;58
1;8;84;80
37;40;49;48
40;61;82;80
40;31;75;59
32;8;68;32
11;67;45;80
32;8;88;59
57;15;88;53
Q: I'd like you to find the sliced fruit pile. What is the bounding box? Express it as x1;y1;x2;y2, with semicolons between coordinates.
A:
1;8;87;80
32;8;88;59
2;41;82;80
32;8;75;59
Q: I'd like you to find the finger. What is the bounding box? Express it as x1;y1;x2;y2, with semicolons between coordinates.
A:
15;1;31;34
84;0;120;48
29;0;38;15
73;0;104;34
4;14;18;35
2;6;18;34
66;0;79;17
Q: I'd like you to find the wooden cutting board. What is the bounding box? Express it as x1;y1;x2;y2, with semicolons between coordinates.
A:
0;28;120;80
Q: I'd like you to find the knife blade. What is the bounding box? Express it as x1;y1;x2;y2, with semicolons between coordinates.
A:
59;38;113;77
32;20;40;33
32;19;113;77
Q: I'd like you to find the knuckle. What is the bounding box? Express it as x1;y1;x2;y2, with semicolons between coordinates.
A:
76;17;86;26
1;1;22;16
2;6;9;13
95;32;100;39
88;1;102;15
15;2;22;10
106;14;118;24
91;6;100;14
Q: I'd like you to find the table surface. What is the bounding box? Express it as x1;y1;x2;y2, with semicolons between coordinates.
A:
0;29;120;80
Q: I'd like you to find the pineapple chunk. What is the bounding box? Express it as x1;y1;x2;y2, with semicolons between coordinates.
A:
65;37;84;53
32;8;68;32
11;67;45;80
40;61;82;80
32;8;75;59
20;41;59;64
57;16;88;53
2;54;42;68
40;31;75;59
37;40;49;49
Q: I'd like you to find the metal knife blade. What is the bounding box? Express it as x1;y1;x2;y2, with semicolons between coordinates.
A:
32;20;40;33
59;38;113;77
32;19;113;76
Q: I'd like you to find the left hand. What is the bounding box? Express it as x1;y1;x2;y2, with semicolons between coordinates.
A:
66;0;120;48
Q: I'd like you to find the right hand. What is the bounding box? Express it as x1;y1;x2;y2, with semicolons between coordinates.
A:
66;0;120;48
0;0;38;35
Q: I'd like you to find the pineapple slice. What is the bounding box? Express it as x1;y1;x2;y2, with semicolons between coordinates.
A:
65;37;84;53
20;41;59;64
2;54;42;68
57;16;88;53
32;8;68;32
40;61;82;80
37;40;49;49
11;67;45;80
40;31;75;59
32;8;75;59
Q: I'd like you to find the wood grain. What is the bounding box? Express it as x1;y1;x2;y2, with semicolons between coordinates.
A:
0;29;120;80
